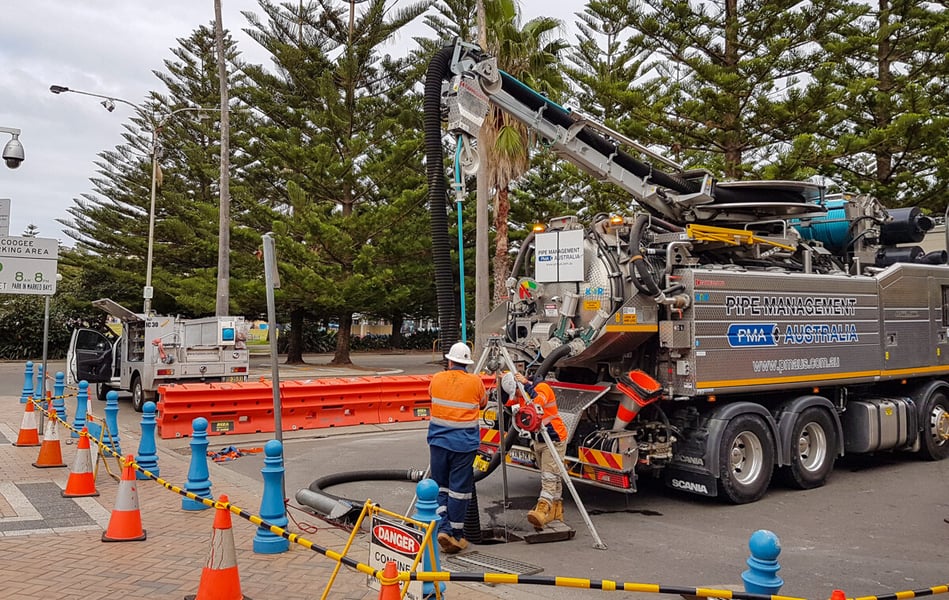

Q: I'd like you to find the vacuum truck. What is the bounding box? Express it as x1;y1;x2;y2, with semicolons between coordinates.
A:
427;40;949;504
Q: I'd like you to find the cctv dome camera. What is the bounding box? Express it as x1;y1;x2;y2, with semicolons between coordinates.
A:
2;137;24;169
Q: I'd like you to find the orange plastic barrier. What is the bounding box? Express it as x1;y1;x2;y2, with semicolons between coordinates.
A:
157;374;495;439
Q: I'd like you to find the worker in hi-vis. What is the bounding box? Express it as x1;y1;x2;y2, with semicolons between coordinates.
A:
501;370;568;530
427;342;487;554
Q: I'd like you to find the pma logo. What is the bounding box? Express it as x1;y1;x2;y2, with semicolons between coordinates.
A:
538;255;553;262
727;323;778;347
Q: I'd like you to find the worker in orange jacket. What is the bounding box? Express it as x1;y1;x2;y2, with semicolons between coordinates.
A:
501;371;568;530
428;342;487;554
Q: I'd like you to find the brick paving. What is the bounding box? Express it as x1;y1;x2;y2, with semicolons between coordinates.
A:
0;387;505;600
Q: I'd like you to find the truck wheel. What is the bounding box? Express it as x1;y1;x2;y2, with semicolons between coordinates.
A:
781;407;836;489
718;414;774;504
919;389;949;461
96;383;110;402
131;376;155;413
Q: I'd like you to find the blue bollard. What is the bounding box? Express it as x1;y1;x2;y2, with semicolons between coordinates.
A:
741;529;783;595
71;381;90;439
20;361;34;404
136;401;159;480
103;390;122;456
182;417;212;510
52;371;66;425
254;439;290;553
35;364;44;399
412;478;447;600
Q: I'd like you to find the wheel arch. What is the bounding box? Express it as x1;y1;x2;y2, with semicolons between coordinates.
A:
774;395;844;466
909;378;949;456
704;402;780;479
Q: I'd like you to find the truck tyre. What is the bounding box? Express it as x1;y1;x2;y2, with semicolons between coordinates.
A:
96;383;110;402
131;375;155;413
781;407;836;489
718;414;774;504
919;388;949;461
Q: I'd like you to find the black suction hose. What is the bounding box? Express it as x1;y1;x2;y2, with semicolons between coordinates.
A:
629;215;662;297
426;46;459;356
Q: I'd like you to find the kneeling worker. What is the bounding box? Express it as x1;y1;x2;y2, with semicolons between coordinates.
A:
501;371;568;529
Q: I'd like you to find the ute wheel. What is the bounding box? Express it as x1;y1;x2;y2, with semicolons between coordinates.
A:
96;383;110;402
131;376;155;413
780;407;836;489
717;414;775;504
918;389;949;461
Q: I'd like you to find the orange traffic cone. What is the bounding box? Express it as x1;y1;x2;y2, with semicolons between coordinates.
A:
13;400;40;447
830;591;847;600
377;561;402;600
185;494;251;600
32;408;66;468
102;455;146;542
62;428;98;497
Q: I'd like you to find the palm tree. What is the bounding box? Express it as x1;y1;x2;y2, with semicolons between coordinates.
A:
480;7;568;305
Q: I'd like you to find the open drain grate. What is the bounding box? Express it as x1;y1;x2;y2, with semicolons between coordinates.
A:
442;551;543;576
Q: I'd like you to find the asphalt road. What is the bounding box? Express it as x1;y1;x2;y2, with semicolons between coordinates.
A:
5;354;949;600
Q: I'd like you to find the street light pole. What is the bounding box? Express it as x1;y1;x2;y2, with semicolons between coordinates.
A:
50;85;218;314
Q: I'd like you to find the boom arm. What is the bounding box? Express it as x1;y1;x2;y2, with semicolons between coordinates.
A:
441;40;822;225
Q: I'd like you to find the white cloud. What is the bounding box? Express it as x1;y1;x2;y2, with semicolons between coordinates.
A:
0;0;585;246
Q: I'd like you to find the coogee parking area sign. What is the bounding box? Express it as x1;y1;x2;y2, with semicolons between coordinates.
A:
0;236;59;295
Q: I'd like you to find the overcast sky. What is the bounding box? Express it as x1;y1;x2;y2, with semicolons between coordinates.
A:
0;1;586;247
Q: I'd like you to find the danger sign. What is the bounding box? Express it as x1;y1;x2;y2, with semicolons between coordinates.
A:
367;514;425;599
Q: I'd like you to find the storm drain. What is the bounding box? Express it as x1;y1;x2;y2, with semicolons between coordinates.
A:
442;551;543;576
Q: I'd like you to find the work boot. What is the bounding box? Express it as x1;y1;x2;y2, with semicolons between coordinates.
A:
551;499;564;523
437;532;467;554
527;499;552;530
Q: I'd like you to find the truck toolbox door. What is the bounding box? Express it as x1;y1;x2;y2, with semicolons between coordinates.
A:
70;328;114;384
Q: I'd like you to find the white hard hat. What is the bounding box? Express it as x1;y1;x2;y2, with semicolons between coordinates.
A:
501;372;517;397
445;342;473;365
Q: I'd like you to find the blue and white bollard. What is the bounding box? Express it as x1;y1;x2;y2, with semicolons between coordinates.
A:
182;417;212;510
254;439;290;553
35;364;44;399
412;478;446;600
741;529;783;595
52;371;66;425
103;390;122;456
136;401;159;480
20;361;34;404
71;381;90;438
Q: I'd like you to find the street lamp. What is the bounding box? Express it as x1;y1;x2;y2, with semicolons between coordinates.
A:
1;126;25;169
50;85;218;314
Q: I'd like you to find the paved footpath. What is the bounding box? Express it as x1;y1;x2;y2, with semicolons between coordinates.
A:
0;383;502;600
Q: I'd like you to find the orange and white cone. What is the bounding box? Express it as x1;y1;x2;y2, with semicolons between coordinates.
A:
102;455;146;542
185;494;251;600
62;428;98;497
377;561;403;600
32;408;66;468
13;400;40;447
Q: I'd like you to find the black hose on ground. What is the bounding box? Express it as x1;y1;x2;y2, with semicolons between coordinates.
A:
426;45;459;357
297;469;427;524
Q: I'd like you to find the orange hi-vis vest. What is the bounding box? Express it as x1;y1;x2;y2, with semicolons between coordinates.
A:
429;369;486;429
513;382;567;441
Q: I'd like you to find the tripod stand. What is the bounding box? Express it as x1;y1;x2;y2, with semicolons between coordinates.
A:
474;336;607;550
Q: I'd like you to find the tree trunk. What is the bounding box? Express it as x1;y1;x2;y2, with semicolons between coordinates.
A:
331;312;353;365
285;308;306;364
492;186;511;307
389;313;404;349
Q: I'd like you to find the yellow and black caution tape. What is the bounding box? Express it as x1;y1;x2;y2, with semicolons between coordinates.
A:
38;403;949;600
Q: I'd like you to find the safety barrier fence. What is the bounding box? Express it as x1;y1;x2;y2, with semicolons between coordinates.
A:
14;369;949;600
156;373;496;439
